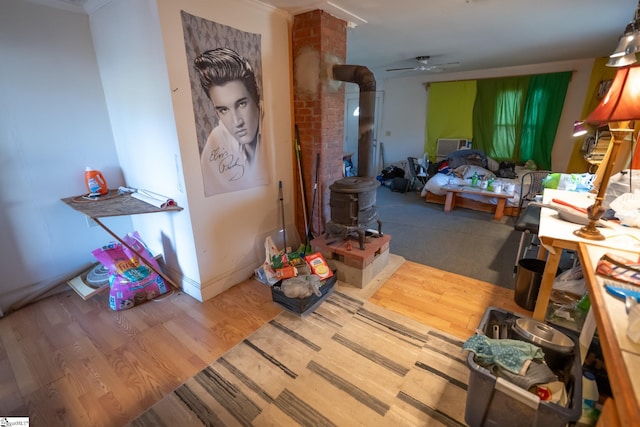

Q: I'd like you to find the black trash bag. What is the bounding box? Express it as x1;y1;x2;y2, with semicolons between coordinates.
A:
497;161;517;179
380;165;405;181
390;177;409;193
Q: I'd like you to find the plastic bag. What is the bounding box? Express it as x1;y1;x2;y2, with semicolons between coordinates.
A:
610;190;640;228
257;236;281;285
92;231;168;311
547;267;588;331
281;275;322;298
552;264;585;295
543;173;595;192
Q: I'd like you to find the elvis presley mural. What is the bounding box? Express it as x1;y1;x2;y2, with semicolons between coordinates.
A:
181;11;270;197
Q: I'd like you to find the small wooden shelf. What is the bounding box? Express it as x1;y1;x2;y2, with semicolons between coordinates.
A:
61;190;182;218
61;189;183;298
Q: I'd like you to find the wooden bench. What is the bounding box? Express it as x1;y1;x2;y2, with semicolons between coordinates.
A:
440;185;515;220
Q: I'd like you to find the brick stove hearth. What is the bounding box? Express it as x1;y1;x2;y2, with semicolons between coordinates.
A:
311;233;390;289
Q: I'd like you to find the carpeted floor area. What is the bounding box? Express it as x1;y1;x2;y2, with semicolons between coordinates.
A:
375;185;522;289
129;291;470;427
374;185;576;290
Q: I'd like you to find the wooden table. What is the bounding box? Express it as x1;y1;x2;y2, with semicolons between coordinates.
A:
441;184;514;220
532;189;640;323
579;243;640;426
531;189;640;425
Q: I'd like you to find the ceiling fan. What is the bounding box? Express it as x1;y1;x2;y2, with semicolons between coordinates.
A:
386;56;460;72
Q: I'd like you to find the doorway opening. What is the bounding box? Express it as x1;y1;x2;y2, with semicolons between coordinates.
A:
344;91;383;176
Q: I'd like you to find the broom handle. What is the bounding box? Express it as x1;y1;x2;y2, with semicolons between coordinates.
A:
306;153;320;247
295;126;309;233
279;181;287;251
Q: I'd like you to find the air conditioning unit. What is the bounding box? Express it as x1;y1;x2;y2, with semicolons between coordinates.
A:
436;138;472;161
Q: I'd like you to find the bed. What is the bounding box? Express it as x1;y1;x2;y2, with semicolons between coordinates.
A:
420;148;529;217
421;147;597;218
422;166;527;217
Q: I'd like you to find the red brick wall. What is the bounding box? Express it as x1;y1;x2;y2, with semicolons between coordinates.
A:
292;10;347;243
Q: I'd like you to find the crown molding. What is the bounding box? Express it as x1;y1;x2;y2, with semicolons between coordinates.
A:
23;0;86;14
83;0;112;14
21;0;113;15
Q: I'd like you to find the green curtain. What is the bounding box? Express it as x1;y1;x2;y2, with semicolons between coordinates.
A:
520;72;572;170
472;76;529;160
425;80;476;161
429;72;571;168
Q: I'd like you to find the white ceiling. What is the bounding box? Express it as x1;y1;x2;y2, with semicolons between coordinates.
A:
259;0;639;78
32;0;639;78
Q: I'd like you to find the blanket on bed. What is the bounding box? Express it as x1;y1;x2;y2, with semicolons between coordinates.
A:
445;149;487;169
423;168;525;207
428;149;529;207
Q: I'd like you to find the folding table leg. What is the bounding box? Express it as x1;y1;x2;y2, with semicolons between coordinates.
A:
514;231;529;274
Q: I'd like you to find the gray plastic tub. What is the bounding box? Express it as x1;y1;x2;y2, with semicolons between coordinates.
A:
464;307;582;427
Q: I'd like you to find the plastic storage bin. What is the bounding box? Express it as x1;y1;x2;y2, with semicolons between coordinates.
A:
271;273;337;316
464;307;583;427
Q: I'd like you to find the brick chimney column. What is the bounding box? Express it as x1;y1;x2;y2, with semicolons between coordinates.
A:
292;10;347;243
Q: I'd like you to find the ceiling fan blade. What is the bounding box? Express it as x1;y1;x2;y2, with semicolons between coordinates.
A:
436;62;461;68
417;62;461;72
387;58;461;73
386;66;418;72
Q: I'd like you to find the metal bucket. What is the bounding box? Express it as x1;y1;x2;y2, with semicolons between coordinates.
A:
512;317;575;371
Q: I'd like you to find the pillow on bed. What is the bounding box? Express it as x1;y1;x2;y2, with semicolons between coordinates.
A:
486;157;500;172
454;165;495;180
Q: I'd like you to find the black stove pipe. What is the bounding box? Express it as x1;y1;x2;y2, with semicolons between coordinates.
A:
332;65;376;178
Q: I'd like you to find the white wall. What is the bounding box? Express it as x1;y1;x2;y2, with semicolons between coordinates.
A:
0;0;133;315
89;0;200;293
0;0;293;315
375;78;429;166
157;0;294;301
91;0;294;301
371;58;595;172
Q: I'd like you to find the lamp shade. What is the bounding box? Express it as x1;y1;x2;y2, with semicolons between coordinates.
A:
572;121;587;137
607;52;638;67
610;32;639;58
586;65;640;124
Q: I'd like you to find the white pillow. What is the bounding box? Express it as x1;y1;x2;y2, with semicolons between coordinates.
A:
454;165;495;180
486;157;500;172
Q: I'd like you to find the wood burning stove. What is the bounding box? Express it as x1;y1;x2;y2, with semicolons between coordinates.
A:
324;64;383;250
326;176;382;249
316;64;389;249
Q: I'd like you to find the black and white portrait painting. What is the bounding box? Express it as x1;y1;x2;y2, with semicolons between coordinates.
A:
181;11;270;197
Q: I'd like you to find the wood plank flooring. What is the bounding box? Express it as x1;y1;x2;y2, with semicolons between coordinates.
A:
369;260;531;338
0;259;530;426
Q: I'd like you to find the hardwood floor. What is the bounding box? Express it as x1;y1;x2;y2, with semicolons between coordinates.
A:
369;260;531;338
0;258;530;426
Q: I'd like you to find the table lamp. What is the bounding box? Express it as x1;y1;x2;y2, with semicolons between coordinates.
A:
575;65;640;240
573;121;588;137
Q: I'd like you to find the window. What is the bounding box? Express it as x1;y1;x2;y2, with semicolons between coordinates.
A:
473;72;571;170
